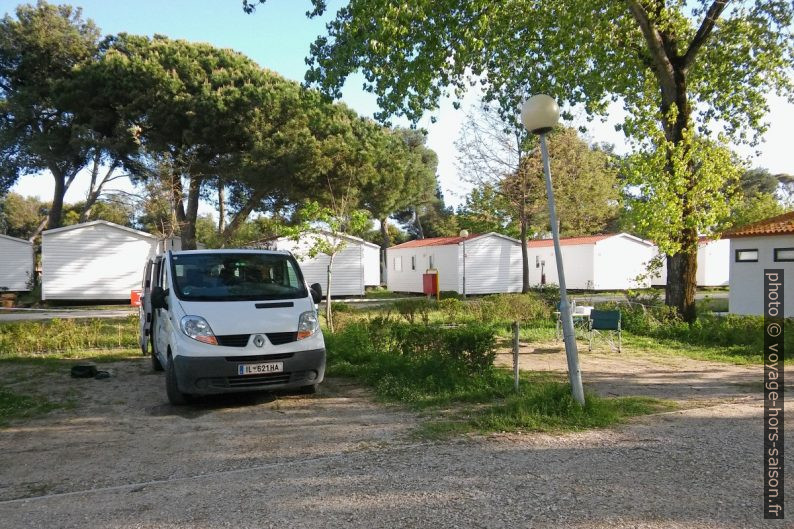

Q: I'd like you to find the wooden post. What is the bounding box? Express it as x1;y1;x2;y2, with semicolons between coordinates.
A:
512;321;520;392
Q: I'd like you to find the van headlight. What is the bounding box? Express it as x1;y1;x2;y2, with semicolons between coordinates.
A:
180;316;218;345
297;311;319;340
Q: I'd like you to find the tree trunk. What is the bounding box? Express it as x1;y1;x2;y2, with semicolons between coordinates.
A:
221;187;268;244
217;182;226;236
325;252;335;332
180;176;202;250
665;228;698;321
379;217;390;285
413;206;425;239
519;209;530;293
47;169;67;231
662;70;699;322
627;0;728;323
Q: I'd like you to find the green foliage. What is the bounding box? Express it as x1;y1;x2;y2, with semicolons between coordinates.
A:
0;1;101;225
0;317;139;355
268;0;793;319
325;318;672;432
623;130;742;255
598;301;794;362
0;193;46;239
467;293;553;324
457;183;519;238
393;298;432;324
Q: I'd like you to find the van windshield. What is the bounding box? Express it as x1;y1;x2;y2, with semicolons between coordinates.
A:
170;253;308;302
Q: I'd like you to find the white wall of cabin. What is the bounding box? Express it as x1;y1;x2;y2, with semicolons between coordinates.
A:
42;224;158;300
0;235;34;291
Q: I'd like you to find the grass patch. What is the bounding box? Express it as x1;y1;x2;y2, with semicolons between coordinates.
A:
0;348;140;367
0;387;61;427
696;296;729;313
364;289;416;299
0;316;139;355
326;321;674;436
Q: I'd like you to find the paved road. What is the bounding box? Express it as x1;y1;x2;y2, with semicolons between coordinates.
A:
0;308;136;322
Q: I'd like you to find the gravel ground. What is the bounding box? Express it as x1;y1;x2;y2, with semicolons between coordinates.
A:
0;351;789;529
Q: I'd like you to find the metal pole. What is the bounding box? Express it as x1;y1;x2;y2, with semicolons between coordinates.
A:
512;321;520;392
462;240;467;298
539;133;585;406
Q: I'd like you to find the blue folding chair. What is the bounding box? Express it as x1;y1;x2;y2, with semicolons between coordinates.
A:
588;310;621;352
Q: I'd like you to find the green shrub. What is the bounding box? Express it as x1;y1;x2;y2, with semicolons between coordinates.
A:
467;293;552;324
394;298;432;324
596;301;793;359
330;301;354;313
438;298;464;322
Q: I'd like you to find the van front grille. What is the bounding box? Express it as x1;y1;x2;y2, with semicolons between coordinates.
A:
216;334;250;347
215;332;298;347
266;332;298;345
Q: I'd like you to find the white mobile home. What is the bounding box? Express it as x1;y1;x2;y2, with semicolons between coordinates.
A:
265;233;380;297
0;234;34;291
386;232;523;294
42;220;159;301
526;233;657;290
650;237;730;287
723;212;794;317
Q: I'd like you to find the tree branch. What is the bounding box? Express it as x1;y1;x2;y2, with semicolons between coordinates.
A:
682;0;730;70
626;0;677;97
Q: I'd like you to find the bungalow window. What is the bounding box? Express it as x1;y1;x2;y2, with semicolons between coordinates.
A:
411;256;416;270
394;256;402;272
774;248;794;262
735;249;758;262
428;255;434;269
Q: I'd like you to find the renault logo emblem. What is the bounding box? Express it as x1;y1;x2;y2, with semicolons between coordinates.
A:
253;335;266;348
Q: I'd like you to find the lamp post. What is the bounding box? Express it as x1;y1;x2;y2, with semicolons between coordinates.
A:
520;94;585;406
459;229;468;298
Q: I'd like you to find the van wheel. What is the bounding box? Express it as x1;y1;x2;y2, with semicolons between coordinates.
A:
166;357;189;405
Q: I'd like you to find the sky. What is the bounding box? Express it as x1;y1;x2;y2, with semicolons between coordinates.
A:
3;0;794;213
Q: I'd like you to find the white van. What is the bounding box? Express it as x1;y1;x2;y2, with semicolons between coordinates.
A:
139;250;325;405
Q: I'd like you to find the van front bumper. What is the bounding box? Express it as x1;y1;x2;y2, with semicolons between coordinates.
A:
173;348;326;395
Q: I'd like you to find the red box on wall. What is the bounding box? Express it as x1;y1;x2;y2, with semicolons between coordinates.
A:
422;272;439;296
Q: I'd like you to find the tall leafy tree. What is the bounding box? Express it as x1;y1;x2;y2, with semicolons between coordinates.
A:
457;105;619;291
0;1;101;231
92;34;295;249
457;184;518;238
247;0;793;321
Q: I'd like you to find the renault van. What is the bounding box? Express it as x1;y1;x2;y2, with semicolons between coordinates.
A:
139;250;325;405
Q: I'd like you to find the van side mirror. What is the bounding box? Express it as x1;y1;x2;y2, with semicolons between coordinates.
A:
310;283;322;304
151;286;168;310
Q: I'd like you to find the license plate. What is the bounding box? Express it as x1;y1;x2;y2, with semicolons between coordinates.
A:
238;362;284;375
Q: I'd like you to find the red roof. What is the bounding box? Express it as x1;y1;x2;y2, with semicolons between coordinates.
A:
526;234;612;248
722;211;794;239
390;234;480;249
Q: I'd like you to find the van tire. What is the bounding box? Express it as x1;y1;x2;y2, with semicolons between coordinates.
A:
166;356;189;405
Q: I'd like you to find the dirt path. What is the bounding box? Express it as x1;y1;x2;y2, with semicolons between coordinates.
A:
496;341;763;403
0;353;787;528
